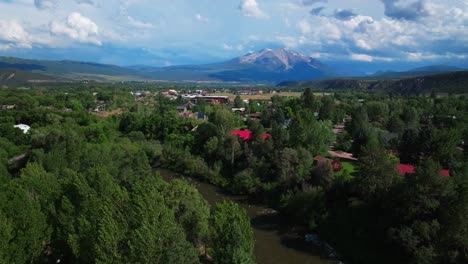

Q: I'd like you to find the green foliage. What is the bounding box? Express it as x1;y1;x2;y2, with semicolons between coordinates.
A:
164;179;210;243
0;181;50;264
357;142;399;199
211;201;255;264
281;187;327;230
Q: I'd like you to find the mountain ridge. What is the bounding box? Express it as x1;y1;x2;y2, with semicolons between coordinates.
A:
0;49;333;83
0;50;465;84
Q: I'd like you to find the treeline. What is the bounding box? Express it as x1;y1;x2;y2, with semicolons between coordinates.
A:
2;86;467;264
119;89;468;264
0;88;255;264
278;71;468;95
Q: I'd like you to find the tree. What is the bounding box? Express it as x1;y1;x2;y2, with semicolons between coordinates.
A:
127;177;200;264
319;96;336;121
234;95;244;108
357;141;398;199
164;179;210;244
301;88;318;110
0;181;50;264
387;160;453;264
281;187;326;230
312;161;335;190
211;201;255;264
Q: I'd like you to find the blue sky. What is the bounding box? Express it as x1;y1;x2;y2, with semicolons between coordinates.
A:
0;0;467;72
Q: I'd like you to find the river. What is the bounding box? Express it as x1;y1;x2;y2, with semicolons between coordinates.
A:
158;168;333;264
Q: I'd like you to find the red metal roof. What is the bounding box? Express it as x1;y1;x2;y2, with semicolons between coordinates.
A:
397;164;450;177
231;130;270;141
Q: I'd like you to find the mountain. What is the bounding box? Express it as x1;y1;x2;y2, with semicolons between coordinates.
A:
385;71;468;94
371;65;465;78
134;48;334;83
0;68;59;86
278;71;468;94
0;57;146;81
0;49;332;83
209;48;333;82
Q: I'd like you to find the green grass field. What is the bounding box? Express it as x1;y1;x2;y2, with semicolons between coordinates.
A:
207;92;302;100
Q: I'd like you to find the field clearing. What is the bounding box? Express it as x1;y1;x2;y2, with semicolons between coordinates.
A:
207;92;302;100
335;161;358;182
93;108;123;118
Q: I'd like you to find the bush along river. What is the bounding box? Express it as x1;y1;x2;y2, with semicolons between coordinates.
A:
158;168;339;264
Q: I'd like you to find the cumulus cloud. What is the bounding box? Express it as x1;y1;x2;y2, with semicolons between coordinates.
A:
284;0;468;63
239;0;269;19
0;20;32;49
334;9;357;20
381;0;429;20
34;0;57;10
50;12;101;45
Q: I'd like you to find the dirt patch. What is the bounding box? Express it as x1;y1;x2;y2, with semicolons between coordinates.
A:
93;108;123;118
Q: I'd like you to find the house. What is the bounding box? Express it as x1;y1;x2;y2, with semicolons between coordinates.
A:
328;150;358;161
14;124;30;134
314;156;342;171
248;113;262;120
199;96;230;104
176;105;187;113
397;163;450;177
231;130;270;142
232;108;245;114
1;105;16;110
186;101;196;110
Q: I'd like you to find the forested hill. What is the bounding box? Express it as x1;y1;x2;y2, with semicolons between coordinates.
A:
0;68;59;86
277;71;468;94
278;78;391;91
385;71;468;94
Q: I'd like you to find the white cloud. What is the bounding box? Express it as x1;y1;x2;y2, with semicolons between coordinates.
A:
276;36;302;48
0;20;32;49
127;16;154;29
195;14;208;23
239;0;269;19
50;12;101;45
222;43;244;51
298;19;312;35
283;1;468;62
355;39;372;50
350;53;374;62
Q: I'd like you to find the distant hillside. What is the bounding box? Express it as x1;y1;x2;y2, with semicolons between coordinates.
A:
1;50;333;83
0;68;59;86
1;54;466;86
278;78;391;91
371;65;465;78
386;71;468;94
278;71;468;94
0;57;146;81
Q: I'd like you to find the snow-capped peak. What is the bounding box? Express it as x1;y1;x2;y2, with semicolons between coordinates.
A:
238;48;314;70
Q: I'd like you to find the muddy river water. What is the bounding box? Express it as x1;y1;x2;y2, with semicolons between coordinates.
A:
159;168;333;264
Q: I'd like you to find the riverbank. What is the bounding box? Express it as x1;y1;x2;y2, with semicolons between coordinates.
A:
158;168;333;264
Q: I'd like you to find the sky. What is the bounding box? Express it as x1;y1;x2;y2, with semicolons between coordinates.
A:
0;0;467;72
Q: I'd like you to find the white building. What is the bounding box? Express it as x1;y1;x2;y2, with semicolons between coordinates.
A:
14;124;30;134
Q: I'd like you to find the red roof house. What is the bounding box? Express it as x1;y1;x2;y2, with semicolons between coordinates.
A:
397;163;450;177
314;156;342;171
231;130;270;141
